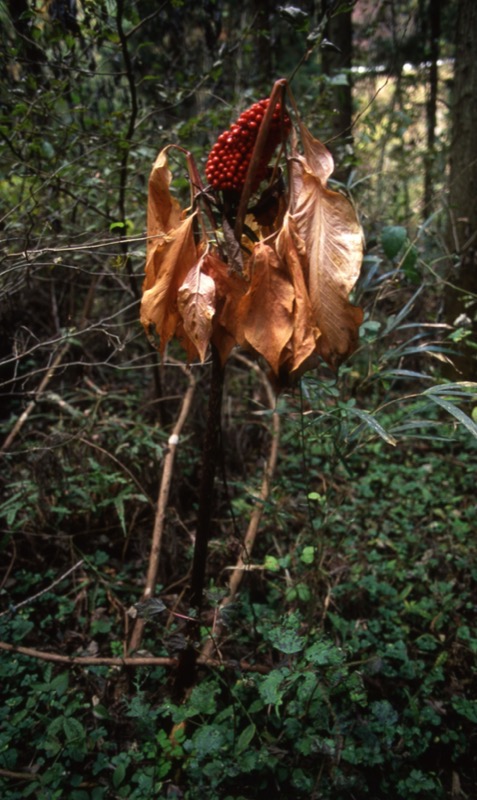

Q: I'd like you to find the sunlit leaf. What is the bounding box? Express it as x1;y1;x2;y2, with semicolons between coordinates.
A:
286;123;364;368
146;146;183;240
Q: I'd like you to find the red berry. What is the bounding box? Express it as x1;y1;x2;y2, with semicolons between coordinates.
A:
205;98;291;193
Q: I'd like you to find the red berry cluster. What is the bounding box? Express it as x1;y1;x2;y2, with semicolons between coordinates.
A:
205;98;291;193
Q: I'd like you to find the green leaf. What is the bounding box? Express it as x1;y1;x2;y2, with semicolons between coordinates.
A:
192;725;225;757
264;555;280;572
63;717;86;744
236;723;256;754
300;546;315;564
50;672;69;696
296;582;311;602
113;760;127;789
348;407;397;446
423;385;477;439
381;225;407;259
41;140;55;159
114;494;127;535
259;668;288;707
452;697;477;723
268;616;306;654
305;640;344;667
401;243;419;282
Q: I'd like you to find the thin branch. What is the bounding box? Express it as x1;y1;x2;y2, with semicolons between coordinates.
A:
0;768;39;782
0;342;70;454
128;363;196;653
226;356;280;602
0;275;100;453
125;3;168;39
0;561;84;618
0;640;175;666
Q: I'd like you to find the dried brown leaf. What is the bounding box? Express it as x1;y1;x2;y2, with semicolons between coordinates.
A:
288;124;364;367
147;147;183;247
178;257;216;362
206;253;248;364
276;215;320;377
238;242;295;374
141;213;198;353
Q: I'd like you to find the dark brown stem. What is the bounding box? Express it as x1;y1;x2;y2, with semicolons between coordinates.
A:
189;346;225;608
116;0;139;298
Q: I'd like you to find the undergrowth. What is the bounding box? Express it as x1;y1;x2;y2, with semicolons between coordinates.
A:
1;392;476;799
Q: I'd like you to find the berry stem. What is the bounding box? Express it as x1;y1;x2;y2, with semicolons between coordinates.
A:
233;79;288;247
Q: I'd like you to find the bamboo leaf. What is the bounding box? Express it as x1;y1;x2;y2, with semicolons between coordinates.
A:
349;407;397;446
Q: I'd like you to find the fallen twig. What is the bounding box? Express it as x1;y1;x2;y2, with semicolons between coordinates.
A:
0;639;269;674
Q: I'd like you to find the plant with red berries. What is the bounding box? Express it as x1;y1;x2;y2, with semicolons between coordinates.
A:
136;79;363;642
142;79;363;380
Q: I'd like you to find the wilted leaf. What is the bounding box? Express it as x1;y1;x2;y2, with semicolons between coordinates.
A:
141;214;198;353
287;124;364;368
237;242;295;374
207;253;248;365
147;146;183;243
276;215;320;377
178;256;216;362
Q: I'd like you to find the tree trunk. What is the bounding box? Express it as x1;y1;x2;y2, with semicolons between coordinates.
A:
423;0;441;219
321;3;353;183
445;0;477;379
6;0;45;73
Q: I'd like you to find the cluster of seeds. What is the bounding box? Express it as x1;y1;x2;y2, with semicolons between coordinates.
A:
205;98;291;193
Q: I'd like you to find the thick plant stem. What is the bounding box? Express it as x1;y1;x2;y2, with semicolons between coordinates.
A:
189;346;225;608
200;355;279;664
174;348;224;697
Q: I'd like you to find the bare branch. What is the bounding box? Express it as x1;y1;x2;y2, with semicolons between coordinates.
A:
0;560;84;618
128;362;196;653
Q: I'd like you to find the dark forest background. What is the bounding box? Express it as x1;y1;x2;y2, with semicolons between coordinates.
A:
0;2;476;799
